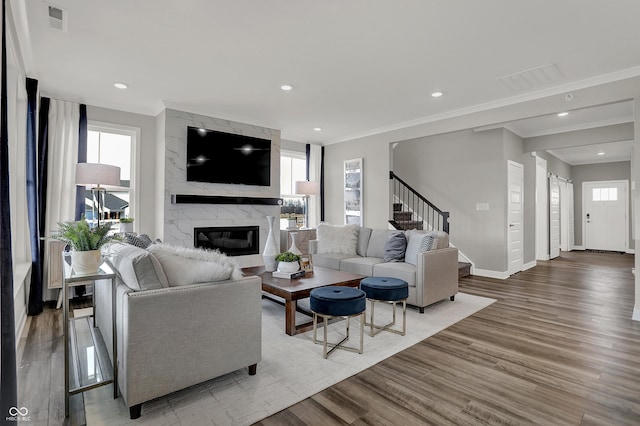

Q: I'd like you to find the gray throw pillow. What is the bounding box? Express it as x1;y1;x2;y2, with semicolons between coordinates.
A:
383;232;407;262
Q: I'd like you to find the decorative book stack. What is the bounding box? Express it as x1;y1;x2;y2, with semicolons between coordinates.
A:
272;270;306;279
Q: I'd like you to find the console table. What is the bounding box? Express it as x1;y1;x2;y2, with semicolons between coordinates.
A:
62;254;117;417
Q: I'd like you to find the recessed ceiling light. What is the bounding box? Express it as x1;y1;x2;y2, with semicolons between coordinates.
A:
114;82;128;89
597;152;605;156
431;92;443;98
280;84;293;91
313;127;322;132
557;112;569;117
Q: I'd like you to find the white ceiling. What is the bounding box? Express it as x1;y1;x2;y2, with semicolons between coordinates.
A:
15;1;640;148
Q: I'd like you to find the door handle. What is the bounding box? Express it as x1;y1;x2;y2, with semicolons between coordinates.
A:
509;224;515;227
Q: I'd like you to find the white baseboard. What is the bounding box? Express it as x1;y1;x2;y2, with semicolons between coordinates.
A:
571;245;585;251
523;261;537;271
633;306;640;322
472;268;509;280
537;255;550;261
627;248;635;254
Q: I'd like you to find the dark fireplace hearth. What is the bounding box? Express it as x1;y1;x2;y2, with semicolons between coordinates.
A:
194;226;259;256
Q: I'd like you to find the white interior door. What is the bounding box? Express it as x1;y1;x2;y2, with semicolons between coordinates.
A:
559;180;568;251
583;180;628;251
535;157;549;260
508;161;524;275
549;175;560;259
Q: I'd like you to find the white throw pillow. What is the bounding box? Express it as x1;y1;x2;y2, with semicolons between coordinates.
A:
316;223;359;255
404;231;436;266
148;244;243;286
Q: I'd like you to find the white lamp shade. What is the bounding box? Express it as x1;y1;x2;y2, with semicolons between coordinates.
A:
295;180;319;196
75;163;121;187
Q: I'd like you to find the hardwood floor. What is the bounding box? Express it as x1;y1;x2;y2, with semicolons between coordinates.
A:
17;251;639;425
255;251;640;425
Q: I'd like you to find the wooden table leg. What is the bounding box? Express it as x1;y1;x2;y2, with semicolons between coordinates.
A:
285;300;297;336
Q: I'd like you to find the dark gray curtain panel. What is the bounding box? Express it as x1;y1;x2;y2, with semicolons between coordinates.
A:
26;78;43;315
1;0;18;415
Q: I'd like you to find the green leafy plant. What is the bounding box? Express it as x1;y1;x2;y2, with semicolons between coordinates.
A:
275;251;302;262
119;217;134;223
51;219;121;251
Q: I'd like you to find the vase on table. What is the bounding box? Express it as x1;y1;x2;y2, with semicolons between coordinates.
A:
263;215;279;272
288;232;302;256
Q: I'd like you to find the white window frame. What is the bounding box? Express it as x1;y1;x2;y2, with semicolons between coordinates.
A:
280;150;306;198
87;121;140;224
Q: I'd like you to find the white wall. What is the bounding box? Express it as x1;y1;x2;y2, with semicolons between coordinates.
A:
7;3;31;340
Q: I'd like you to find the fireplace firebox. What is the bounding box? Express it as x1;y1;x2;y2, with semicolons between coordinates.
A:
194;226;259;256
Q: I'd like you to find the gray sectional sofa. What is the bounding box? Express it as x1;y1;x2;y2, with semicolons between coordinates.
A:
94;243;262;419
309;225;458;312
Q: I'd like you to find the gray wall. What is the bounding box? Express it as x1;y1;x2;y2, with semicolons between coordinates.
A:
393;129;509;272
324;138;391;228
87;105;159;237
534;150;572;178
571;161;632;248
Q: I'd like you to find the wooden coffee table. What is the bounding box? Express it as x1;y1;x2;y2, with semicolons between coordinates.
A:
243;266;366;336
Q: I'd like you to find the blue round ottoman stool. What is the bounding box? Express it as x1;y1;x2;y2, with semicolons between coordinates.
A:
360;277;409;337
310;286;366;359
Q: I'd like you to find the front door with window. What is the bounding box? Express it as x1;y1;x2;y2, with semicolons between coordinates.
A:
583;180;628;252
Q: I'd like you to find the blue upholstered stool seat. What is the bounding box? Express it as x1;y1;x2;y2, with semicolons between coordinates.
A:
360;277;409;301
310;286;366;316
310;286;366;359
359;277;408;337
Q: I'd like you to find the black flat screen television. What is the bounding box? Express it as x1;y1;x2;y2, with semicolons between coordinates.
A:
186;127;271;186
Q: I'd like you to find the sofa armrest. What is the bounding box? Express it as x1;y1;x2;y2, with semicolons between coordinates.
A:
415;247;458;307
117;276;262;406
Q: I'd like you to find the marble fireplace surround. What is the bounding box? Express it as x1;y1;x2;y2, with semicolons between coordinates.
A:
162;109;282;268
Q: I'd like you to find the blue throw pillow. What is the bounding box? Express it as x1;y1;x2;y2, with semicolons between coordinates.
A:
383;232;407;262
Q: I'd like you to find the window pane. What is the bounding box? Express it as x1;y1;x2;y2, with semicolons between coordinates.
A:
592;188;600;201
609;187;618;201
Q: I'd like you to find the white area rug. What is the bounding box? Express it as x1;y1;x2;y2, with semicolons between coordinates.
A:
85;293;495;425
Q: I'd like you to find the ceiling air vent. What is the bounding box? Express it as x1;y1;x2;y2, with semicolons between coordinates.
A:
48;5;67;32
498;64;564;91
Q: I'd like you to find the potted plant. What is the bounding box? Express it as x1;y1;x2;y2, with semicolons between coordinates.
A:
119;217;134;233
51;219;121;275
275;251;302;273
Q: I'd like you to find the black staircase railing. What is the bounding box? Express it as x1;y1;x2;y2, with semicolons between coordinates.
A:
389;171;450;234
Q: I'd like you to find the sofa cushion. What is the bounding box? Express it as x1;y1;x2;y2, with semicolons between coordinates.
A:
383;231;407;262
357;227;372;256
313;253;356;270
316;223;358;255
373;262;416;288
148;244;243;286
340;257;385;276
366;229;394;258
404;231;436;266
103;243;169;291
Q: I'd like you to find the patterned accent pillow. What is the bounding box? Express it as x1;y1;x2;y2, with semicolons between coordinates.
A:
124;233;152;249
404;232;436;266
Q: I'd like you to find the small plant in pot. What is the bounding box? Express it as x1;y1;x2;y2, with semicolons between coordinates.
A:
275;251;302;273
51;219;121;275
119;217;134;233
